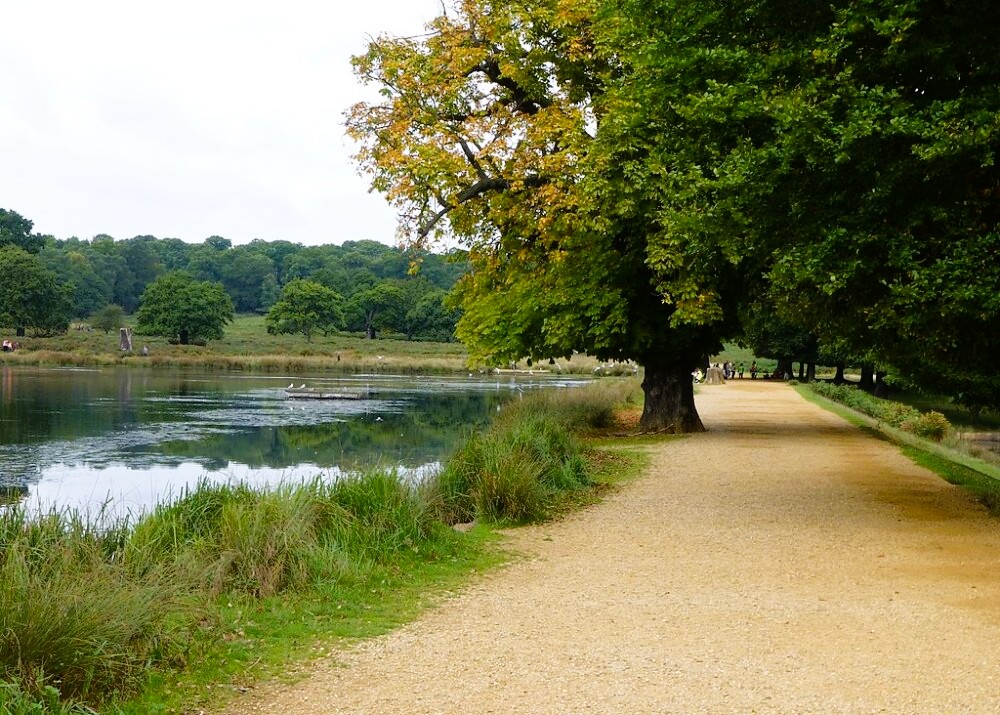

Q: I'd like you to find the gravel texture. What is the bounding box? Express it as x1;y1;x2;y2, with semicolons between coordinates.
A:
222;381;1000;714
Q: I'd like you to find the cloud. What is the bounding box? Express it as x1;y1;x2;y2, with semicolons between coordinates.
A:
0;0;443;246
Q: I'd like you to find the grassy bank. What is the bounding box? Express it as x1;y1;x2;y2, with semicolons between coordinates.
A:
797;383;1000;513
0;380;646;714
1;315;616;375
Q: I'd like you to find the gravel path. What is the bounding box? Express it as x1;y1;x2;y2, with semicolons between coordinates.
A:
223;382;1000;714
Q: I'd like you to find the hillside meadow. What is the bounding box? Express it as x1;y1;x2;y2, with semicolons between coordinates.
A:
0;315;629;375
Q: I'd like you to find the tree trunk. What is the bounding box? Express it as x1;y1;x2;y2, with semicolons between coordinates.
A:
640;364;704;433
874;370;889;398
859;364;874;391
798;362;805;380
806;363;816;382
179;328;190;345
834;363;846;384
777;357;794;379
16;326;25;337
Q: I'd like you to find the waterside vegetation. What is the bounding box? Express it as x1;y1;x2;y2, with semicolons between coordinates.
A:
799;382;1000;514
0;315;625;376
0;380;645;714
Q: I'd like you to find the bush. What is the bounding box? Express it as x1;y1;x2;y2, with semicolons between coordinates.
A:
901;410;951;442
809;383;951;438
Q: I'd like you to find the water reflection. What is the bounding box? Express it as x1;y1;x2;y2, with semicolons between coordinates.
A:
0;366;588;515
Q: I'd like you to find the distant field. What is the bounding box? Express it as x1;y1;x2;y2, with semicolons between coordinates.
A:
3;315;610;375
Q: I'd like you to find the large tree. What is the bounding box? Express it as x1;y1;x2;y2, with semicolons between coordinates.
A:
135;272;234;345
265;279;345;341
600;0;1000;412
0;246;72;336
349;0;741;431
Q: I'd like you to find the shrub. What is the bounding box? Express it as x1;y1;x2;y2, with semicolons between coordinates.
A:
429;384;615;524
901;411;951;442
809;383;946;433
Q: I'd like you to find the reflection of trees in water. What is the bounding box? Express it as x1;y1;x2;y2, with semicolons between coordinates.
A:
0;368;193;445
0;455;42;497
153;392;505;470
0;367;525;487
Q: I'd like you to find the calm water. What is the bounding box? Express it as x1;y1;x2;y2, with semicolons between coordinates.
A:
0;366;588;516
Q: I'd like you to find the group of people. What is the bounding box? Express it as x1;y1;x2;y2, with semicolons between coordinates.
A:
1;339;19;353
692;360;765;383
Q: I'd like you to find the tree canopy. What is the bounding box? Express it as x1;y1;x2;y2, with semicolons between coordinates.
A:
350;0;1000;421
0;246;72;336
135;272;234;345
265;279;345;341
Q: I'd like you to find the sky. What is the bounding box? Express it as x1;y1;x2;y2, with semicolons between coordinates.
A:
0;0;445;247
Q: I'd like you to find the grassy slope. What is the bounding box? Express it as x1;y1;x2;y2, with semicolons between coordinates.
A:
1;315;615;375
795;384;1000;514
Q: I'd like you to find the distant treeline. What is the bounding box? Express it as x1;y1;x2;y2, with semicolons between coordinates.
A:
1;208;468;341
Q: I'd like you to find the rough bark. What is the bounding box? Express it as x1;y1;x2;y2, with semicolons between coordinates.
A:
640;364;704;433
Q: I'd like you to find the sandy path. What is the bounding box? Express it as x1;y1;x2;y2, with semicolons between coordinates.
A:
222;382;1000;714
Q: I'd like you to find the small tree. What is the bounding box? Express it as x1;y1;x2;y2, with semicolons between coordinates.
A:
91;304;126;334
265;279;344;342
135;272;233;345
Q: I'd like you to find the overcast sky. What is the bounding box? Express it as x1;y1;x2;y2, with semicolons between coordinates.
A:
0;1;445;246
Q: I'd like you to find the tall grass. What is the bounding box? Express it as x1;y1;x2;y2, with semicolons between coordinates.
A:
433;380;636;524
0;379;636;711
0;509;188;702
0;472;455;708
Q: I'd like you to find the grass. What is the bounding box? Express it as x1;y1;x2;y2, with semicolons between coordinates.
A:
2;315;613;375
797;383;1000;514
0;380;647;714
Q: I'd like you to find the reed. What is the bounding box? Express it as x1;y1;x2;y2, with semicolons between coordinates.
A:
0;507;188;702
432;381;631;524
0;379;637;711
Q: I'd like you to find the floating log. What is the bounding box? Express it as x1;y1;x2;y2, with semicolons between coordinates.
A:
285;388;367;400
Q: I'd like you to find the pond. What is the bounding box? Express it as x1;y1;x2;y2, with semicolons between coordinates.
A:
0;366;589;517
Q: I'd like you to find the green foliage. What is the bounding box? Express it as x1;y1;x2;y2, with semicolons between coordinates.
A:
0;212;466;347
0;208;44;254
0;246;72;336
0;508;189;703
432;383;631;524
348;0;730;431
0;681;95;714
89;304;125;334
809;382;956;444
900;411;951;443
600;0;1000;411
346;282;407;339
134;272;234;345
809;382;923;428
265;279;345;342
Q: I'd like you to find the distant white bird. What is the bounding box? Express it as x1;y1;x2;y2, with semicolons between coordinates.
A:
288;383;294;389
299;384;306;389
375;416;383;422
